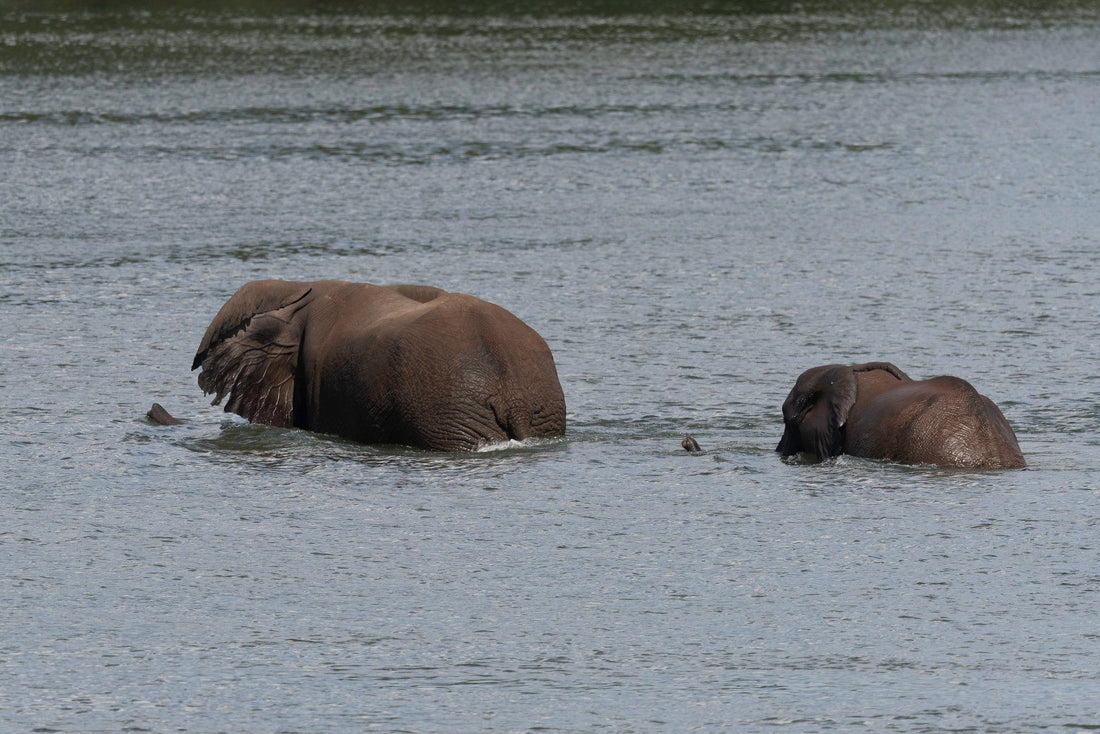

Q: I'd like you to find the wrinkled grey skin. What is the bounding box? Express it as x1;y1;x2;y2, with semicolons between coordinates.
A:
193;280;566;451
776;362;1025;469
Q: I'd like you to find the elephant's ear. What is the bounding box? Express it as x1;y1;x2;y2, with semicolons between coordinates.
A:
807;365;858;459
192;281;312;428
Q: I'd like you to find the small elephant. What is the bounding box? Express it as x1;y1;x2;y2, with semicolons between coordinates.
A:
776;361;1025;469
193;279;566;451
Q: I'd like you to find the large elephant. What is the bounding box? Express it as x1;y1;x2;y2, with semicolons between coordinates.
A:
192;279;566;451
775;362;1025;469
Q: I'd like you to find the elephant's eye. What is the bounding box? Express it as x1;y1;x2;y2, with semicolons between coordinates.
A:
794;394;819;418
788;395;811;420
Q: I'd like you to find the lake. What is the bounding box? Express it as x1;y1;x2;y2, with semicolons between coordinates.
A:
2;1;1099;731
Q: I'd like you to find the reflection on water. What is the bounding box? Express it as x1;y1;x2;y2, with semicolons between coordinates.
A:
3;0;1099;78
3;2;1100;732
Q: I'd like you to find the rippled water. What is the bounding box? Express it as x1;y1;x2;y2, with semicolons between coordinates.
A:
3;3;1100;731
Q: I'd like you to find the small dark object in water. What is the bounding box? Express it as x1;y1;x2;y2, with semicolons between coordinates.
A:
682;435;701;452
147;403;181;425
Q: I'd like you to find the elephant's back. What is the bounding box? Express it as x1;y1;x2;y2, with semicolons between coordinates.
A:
858;377;1024;468
314;287;565;449
414;292;567;443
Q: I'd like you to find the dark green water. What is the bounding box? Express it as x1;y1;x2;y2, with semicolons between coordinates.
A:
3;3;1099;731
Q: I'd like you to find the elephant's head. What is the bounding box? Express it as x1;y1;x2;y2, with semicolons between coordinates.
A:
775;364;858;460
776;361;913;461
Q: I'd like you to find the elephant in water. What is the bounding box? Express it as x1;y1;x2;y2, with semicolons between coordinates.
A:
192;279;566;451
775;362;1025;469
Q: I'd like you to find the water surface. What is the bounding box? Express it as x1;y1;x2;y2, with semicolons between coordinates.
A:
2;2;1099;731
